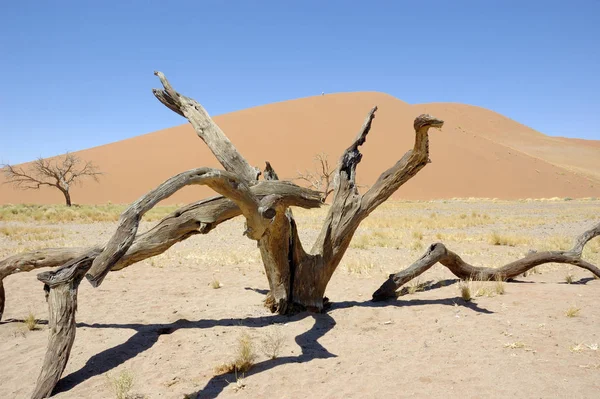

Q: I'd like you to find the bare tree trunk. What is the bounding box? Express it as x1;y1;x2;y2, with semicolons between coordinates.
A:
32;254;95;399
62;189;72;207
0;279;4;321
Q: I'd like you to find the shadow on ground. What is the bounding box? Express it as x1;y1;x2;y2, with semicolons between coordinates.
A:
0;282;494;398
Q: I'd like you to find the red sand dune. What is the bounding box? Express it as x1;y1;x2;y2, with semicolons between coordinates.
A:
1;92;599;205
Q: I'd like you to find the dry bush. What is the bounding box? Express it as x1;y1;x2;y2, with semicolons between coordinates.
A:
261;328;286;359
407;278;428;295
565;306;581;318
210;277;222;289
488;232;530;247
410;240;424;251
504;341;526;349
564;273;574;284
24;311;39;331
459;281;472;301
343;256;376;276
494;276;506;295
106;369;142;399
215;332;257;375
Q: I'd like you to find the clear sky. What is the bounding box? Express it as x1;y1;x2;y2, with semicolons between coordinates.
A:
1;0;599;164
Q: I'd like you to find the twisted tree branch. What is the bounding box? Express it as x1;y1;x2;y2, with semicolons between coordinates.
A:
372;221;600;301
152;71;260;182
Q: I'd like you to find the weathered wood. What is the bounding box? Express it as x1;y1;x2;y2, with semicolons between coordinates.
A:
285;111;445;311
31;254;94;399
0;279;4;321
86;169;320;286
152;71;260;182
372;221;600;301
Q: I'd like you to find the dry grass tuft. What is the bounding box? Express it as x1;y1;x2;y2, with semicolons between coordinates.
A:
407;278;428;295
343;257;376;276
106;369;139;399
494;276;506;295
0;204;180;224
210;277;222;289
488;232;530;247
410;240;424;251
504;341;526;349
564;273;574;284
459;281;472;301
24;312;39;331
215;332;257;375
565;306;581;317
261;328;286;359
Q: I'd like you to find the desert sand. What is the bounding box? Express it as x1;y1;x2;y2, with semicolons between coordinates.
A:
1;92;599;205
1;199;599;398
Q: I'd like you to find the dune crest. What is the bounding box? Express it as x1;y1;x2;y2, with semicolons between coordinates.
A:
1;92;599;205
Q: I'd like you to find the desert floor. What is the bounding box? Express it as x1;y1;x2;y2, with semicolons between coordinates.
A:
1;199;599;399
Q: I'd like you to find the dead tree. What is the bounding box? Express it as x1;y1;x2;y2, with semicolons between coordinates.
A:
373;224;600;301
295;152;335;201
1;153;101;206
0;72;598;398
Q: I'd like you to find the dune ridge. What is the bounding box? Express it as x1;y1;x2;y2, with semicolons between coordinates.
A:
1;92;598;205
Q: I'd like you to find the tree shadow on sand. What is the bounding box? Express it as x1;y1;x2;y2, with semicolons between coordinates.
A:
45;285;492;397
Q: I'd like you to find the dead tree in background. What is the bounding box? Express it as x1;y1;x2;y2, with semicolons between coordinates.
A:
0;72;598;398
295;152;335;201
1;153;102;206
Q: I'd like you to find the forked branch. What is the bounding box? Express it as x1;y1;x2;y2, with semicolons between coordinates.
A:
85;168;320;286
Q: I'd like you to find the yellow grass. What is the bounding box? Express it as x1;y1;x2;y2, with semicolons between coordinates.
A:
0;204;181;223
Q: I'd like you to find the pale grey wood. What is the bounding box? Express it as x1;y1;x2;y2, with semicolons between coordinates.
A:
372;221;600;301
152;71;260;182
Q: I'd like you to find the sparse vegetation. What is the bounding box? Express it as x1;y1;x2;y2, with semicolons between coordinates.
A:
459;281;472;301
261;328;285;359
407;278;427;294
24;311;38;331
565;273;574;284
107;369;135;399
504;341;526;349
210;277;222;289
215;332;257;375
488;231;530;247
0;204;181;223
565;306;581;317
494;276;506;295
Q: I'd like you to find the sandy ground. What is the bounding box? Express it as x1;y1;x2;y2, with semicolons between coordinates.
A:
1;199;600;398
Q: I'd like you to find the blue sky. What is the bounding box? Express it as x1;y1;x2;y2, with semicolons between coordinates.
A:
1;0;599;164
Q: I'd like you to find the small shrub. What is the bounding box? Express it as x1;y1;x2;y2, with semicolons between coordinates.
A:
565;306;580;317
215;332;257;375
408;279;427;295
459;281;472;301
475;286;493;297
565;273;574;284
107;369;134;399
261;328;285;359
504;341;526;349
24;312;38;331
411;230;423;240
210;278;222;289
410;240;424;251
494;276;506;295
